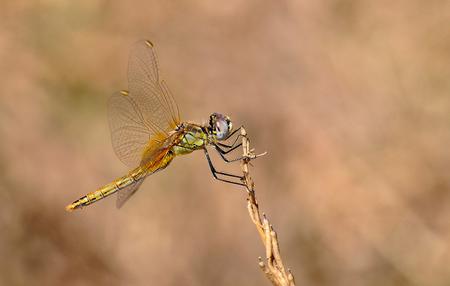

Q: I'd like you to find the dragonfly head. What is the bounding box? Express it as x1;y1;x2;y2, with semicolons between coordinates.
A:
208;113;232;141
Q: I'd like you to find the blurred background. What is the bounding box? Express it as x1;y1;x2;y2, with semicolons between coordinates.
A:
1;1;449;285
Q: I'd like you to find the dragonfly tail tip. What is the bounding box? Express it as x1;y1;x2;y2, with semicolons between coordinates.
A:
65;204;76;212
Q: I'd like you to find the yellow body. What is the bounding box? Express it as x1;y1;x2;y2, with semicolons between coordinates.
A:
65;123;208;211
66;167;145;211
65;40;228;211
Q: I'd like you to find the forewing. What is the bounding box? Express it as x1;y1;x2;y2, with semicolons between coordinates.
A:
109;41;181;168
127;40;181;133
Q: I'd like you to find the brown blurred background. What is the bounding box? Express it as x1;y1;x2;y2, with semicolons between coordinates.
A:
1;1;449;285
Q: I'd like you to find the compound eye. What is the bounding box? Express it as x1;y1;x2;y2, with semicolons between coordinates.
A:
215;120;229;140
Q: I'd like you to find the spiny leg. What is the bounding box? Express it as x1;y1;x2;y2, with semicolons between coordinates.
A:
203;148;245;187
218;126;243;149
216;141;242;154
217;141;242;150
213;126;244;162
226;125;242;140
213;143;244;163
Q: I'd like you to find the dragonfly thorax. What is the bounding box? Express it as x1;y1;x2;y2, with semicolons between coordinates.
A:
208;113;233;141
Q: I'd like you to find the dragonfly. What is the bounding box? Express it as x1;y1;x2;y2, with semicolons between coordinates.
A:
66;40;245;211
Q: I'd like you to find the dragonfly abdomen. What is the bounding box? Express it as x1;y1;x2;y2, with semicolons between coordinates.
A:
65;167;146;211
65;183;117;211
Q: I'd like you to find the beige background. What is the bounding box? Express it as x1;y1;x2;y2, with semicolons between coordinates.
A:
1;1;449;285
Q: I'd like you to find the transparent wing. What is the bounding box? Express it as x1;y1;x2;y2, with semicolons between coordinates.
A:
116;165;170;208
108;91;161;167
127;40;180;132
116;178;145;209
108;40;181;167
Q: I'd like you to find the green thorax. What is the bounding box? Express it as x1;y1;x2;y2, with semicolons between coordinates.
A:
172;123;210;156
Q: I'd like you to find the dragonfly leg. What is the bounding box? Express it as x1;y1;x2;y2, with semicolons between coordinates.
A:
225;125;242;140
215;142;242;154
219;126;243;148
213;144;244;163
203;148;246;187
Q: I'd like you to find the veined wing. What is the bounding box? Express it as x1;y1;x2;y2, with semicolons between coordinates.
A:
108;90;163;167
116;178;145;209
117;148;174;208
108;40;181;168
128;40;180;133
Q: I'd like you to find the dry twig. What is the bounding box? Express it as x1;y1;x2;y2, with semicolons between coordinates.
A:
238;127;295;286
